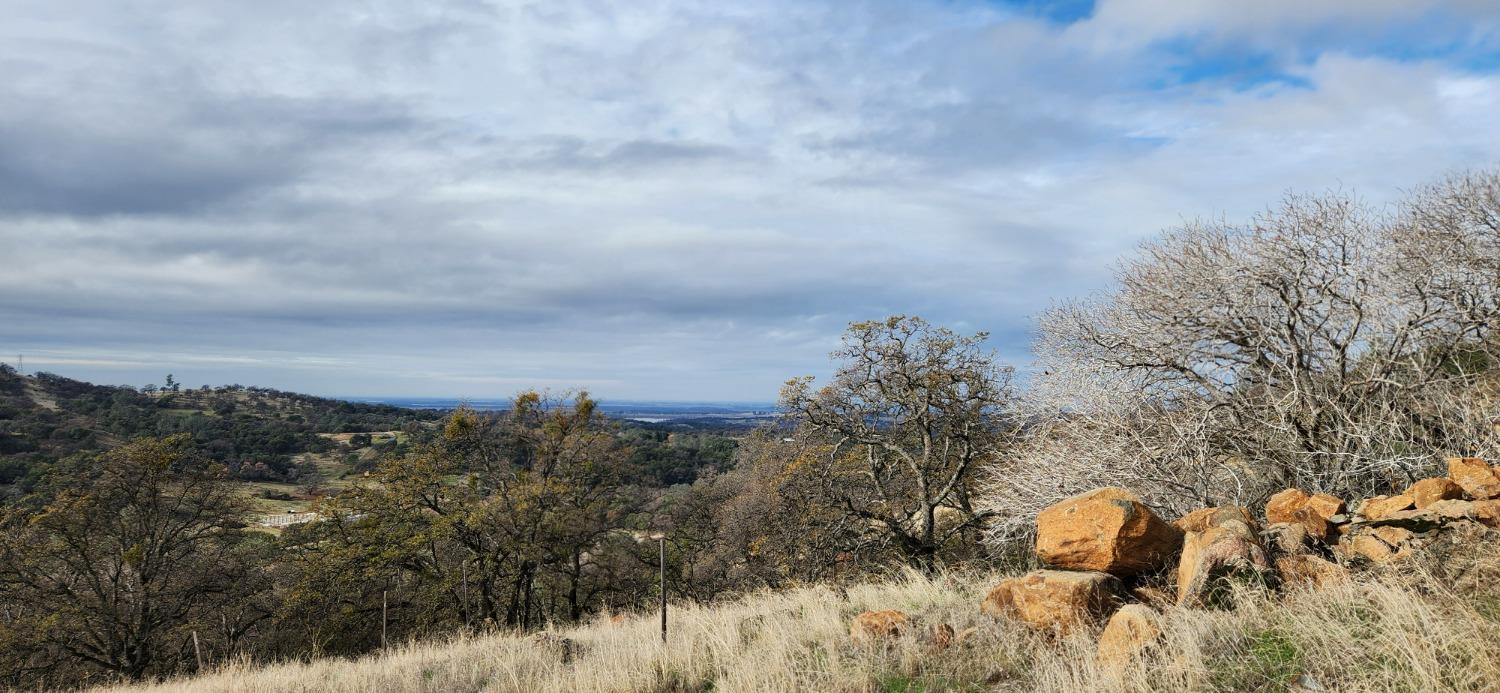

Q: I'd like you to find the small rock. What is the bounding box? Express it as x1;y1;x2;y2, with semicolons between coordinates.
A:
1266;489;1312;525
1262;522;1313;556
981;569;1124;633
1475;499;1500;528
1275;554;1348;588
1405;478;1464;509
1174;506;1256;534
849;610;908;644
1302;493;1346;520
1340;526;1416;564
1426;499;1476;522
1359;494;1415;520
1096;604;1163;666
1035;488;1184;576
1448;457;1500;499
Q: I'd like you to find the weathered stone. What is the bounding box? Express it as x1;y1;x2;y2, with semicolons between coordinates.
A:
1266;489;1311;525
1035;488;1184;576
850;610;908;644
1341;526;1416;564
1275;554;1348;589
1359;494;1415;520
1176;520;1276;607
1475;500;1500;528
1303;493;1347;520
1358;509;1446;533
1289;506;1333;543
981;570;1124;633
1426;499;1477;522
1262;522;1313;556
1175;506;1256;534
1405;478;1464;509
1343;533;1400;563
1096;604;1162;666
1448;457;1500;500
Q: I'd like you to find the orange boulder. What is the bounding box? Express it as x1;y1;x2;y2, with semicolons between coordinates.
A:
1405;478;1464;509
1448;457;1500;500
981;570;1124;633
1035;488;1184;576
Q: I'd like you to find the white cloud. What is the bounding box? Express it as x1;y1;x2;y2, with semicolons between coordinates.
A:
2;0;1500;399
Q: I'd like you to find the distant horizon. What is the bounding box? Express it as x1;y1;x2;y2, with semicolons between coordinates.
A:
7;361;782;407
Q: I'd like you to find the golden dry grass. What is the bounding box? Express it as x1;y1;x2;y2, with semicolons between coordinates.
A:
88;559;1500;693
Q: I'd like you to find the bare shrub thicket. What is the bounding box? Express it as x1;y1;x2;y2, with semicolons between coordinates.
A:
985;171;1500;539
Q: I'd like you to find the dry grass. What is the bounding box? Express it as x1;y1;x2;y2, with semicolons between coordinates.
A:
87;557;1500;693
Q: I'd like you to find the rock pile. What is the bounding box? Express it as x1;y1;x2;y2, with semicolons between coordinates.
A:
846;456;1500;659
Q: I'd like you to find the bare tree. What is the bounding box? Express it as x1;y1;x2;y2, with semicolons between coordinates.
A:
985;175;1500;541
781;316;1016;572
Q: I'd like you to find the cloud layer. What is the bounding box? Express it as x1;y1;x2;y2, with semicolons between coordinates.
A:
4;0;1500;399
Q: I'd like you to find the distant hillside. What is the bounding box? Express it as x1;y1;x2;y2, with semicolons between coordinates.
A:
0;365;443;491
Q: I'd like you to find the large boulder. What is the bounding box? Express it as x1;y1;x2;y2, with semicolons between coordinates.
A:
1448;457;1500;500
849;610;909;644
1405;478;1464;509
1096;604;1163;667
1035;488;1184;576
1176;519;1276;607
981;570;1124;633
1275;554;1348;589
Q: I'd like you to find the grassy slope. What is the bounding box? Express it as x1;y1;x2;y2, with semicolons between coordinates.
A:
92;546;1500;693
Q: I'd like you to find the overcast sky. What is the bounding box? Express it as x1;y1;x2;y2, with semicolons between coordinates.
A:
4;1;1500;400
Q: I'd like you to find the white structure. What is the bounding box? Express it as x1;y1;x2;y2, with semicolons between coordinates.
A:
258;512;319;528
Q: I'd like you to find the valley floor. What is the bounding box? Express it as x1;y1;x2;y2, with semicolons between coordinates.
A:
89;554;1500;693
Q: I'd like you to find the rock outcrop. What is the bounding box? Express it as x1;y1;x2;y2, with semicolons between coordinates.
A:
1035;488;1183;576
975;463;1500;642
